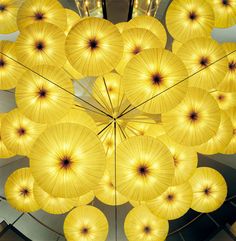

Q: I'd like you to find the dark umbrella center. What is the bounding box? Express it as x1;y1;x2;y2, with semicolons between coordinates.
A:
189;111;199;121
218;94;225;101
38;88;47;98
0;4;6;12
189;11;197;20
167;194;174;201
204;187;211;196
17;128;26;136
0;58;5;67
152;73;163;85
138;165;149;176
35;12;44;20
60;157;72;169
81;227;89;235
222;0;230;6
228;61;236;71
88;39;98;50
20;188;29;197
35;41;45;51
133;46;141;55
200;57;209;67
143;226;151;234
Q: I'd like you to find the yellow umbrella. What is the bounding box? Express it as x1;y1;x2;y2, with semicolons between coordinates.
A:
127;15;167;48
129;200;146;208
166;0;215;42
0;0;23;34
206;0;236;28
196;111;233;155
172;40;183;54
65;17;123;76
221;107;236;154
33;183;75;214
158;135;198;185
15;65;74;124
0;41;25;90
113;136;174;201
162;87;221;146
16;22;67;68
176;38;228;90
95;170;128;206
116;22;127;33
73;191;95;206
217;43;236;92
30;123;106;198
115;28;162;75
189;167;227;213
124;205;169;241
0;113;14;158
64;205;108;241
65;9;81;35
1;109;46;156
147;182;193;220
211;90;236;111
17;0;67;31
5;168;40;212
123;48;188;114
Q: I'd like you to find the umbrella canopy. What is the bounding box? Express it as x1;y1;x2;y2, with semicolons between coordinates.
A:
64;8;81;35
172;40;183;54
123;48;188;114
64;205;108;241
189;167;227;213
5;168;40;212
162;87;221;146
73;191;95;206
211;90;236;111
30;123;106;198
124;205;169;241
66;17;123;76
166;0;215;42
15;65;74;124
147;182;193;220
16;22;67;68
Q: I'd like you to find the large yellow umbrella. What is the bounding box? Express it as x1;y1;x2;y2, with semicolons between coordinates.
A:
0;113;14;158
162;87;221;146
0;0;23;34
95;170;128;206
113;136;174;201
0;41;25;90
196;111;233;155
123;48;188;114
1;109;46;156
147;182;193;220
124;205;169;241
206;0;236;28
33;183;75;215
16;22;67;68
5;168;40;212
176;38;228;90
64;205;108;241
211;90;236;111
30;123;106;198
217;43;236;92
221;107;236;154
115;28;162;75
158;135;198;185
127;15;167;48
189;167;227;213
166;0;215;42
17;0;67;31
73;191;95;207
15;65;74;124
65;17;123;77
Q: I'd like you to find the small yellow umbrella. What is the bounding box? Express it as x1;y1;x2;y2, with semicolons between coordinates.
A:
0;113;14;158
127;15;167;48
166;0;215;42
65;17;123;76
176;38;228;90
95;170;128;206
172;40;183;54
0;0;23;34
206;0;236;28
147;182;193;220
124;205;169;241
221;107;236;154
113;136;174;201
15;65;74;124
196;111;233;155
123;48;188;114
1;109;46;156
17;0;67;31
64;205;109;241
65;9;81;35
115;28;162;75
211;90;236;111
33;183;75;215
5;168;40;212
116;22;127;33
162;87;221;146
73;191;95;206
189;167;227;213
16;22;67;68
30;123;106;198
158;135;198;185
217;43;236;92
0;41;25;90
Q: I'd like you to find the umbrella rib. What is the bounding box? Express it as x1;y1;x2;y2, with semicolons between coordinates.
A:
103;77;114;115
117;49;236;119
0;51;113;118
96;121;113;136
114;120;118;241
73;103;108;117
